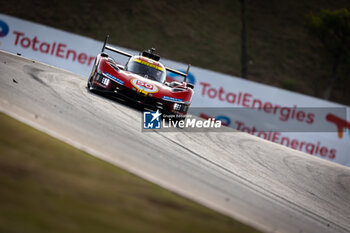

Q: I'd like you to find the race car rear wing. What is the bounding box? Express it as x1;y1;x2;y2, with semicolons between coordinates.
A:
101;35;191;82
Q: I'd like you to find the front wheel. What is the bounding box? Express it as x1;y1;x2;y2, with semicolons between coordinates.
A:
87;58;98;90
87;76;92;89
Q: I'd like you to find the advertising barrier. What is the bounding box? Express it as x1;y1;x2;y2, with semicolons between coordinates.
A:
1;14;349;166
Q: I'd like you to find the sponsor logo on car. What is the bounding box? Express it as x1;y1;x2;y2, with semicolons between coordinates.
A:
103;72;124;85
162;96;184;103
134;58;164;71
131;79;158;93
0;20;9;37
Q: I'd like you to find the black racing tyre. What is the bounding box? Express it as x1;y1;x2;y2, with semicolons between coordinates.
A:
87;58;98;90
87;75;94;90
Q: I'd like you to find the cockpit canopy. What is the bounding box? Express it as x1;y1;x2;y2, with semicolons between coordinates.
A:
126;56;166;83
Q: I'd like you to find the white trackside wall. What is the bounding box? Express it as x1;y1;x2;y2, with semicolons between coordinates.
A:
1;14;349;167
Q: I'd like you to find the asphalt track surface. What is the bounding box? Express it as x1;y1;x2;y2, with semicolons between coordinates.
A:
0;50;349;233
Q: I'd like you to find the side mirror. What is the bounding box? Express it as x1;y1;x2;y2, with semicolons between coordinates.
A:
169;81;182;87
187;83;194;89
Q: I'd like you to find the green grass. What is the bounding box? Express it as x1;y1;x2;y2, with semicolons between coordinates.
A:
0;112;260;233
1;0;349;105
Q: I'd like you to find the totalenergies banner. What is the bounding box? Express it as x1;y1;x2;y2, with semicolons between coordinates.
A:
1;14;349;166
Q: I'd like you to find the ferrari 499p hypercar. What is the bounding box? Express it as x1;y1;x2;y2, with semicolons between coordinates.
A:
87;36;194;117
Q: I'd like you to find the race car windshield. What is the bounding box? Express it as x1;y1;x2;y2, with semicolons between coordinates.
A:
126;59;166;83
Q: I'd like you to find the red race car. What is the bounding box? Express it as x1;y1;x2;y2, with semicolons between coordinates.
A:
87;36;194;117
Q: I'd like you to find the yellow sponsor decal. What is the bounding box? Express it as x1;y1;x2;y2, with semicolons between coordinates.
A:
137;89;148;96
134;59;164;71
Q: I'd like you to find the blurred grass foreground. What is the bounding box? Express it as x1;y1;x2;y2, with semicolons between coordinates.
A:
0;112;260;233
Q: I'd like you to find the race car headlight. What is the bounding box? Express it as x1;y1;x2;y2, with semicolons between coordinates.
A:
96;74;110;86
101;77;110;86
173;103;189;113
173;103;181;111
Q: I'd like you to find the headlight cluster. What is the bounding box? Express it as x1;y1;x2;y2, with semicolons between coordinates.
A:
173;103;188;113
96;73;110;86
